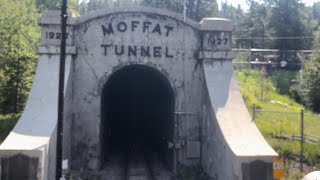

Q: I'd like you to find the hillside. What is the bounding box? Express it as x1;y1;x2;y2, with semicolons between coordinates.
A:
235;70;320;179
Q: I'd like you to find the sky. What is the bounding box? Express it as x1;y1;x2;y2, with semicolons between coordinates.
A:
217;0;318;11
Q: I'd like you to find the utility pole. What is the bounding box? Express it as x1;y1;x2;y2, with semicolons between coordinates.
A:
56;0;68;179
183;0;187;22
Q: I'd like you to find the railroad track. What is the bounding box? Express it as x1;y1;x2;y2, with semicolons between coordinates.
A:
70;144;172;180
125;145;155;180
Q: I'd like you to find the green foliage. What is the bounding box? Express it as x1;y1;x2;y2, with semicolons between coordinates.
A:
301;30;320;112
236;70;320;164
36;0;80;15
0;114;19;144
256;68;274;101
0;0;40;113
68;0;81;16
78;0;218;21
268;70;300;94
36;0;60;11
79;0;126;15
236;69;275;104
312;2;320;25
141;0;219;21
269;0;306;49
226;0;317;54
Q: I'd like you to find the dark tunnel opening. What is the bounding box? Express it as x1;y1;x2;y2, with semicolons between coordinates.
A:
101;65;174;170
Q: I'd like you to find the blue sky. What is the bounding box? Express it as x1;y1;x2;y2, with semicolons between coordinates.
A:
217;0;317;11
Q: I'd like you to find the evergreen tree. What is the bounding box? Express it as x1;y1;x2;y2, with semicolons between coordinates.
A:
0;0;40;113
141;0;218;21
312;2;320;25
301;30;320;112
79;0;218;20
36;0;79;15
269;0;306;61
36;0;60;11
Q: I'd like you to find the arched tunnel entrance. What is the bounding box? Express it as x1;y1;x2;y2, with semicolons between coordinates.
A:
101;65;175;172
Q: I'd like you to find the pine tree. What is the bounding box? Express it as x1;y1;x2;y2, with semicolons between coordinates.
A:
36;0;79;15
0;0;40;113
301;30;320;112
140;0;218;21
269;0;306;61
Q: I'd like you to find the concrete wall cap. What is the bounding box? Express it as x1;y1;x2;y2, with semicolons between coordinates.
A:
75;6;200;29
199;50;235;60
39;10;76;25
39;7;233;31
200;17;233;31
37;46;77;55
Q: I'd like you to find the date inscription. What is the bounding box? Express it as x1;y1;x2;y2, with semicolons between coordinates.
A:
45;32;69;40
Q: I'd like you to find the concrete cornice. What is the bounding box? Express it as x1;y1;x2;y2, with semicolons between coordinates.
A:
199;50;235;60
37;46;76;55
39;10;76;25
75;6;200;29
200;18;233;31
39;7;233;32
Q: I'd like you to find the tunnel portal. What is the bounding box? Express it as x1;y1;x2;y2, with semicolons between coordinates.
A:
101;65;175;170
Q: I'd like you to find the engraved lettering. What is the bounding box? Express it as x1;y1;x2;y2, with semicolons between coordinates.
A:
117;22;127;32
154;46;161;57
165;47;173;58
102;24;114;35
115;45;124;55
101;44;112;55
128;46;137;56
152;24;161;35
143;22;152;33
132;21;139;32
141;46;150;57
164;25;174;36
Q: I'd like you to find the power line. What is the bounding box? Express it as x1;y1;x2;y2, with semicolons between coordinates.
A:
233;48;315;53
234;36;314;40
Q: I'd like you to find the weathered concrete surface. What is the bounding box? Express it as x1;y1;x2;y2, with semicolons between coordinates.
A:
0;7;277;180
201;60;277;179
67;8;203;170
0;54;72;180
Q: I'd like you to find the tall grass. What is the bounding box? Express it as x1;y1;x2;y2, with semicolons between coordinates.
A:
235;70;320;165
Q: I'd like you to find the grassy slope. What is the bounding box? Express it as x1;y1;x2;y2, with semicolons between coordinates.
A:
235;70;320;178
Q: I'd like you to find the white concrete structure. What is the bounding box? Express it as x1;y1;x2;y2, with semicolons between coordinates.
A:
0;54;72;179
303;171;320;180
0;7;277;180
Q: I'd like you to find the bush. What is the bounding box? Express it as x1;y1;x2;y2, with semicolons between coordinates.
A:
268;70;299;95
289;86;302;103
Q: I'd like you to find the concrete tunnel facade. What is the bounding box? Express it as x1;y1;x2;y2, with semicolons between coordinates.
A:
0;7;278;180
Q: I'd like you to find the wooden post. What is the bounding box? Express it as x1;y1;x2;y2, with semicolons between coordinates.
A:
252;104;256;121
300;109;304;173
249;48;252;70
